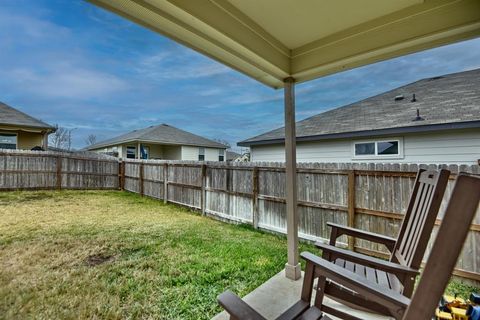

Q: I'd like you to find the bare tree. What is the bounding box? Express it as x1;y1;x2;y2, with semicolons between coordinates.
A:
85;134;97;146
49;125;74;150
213;138;231;149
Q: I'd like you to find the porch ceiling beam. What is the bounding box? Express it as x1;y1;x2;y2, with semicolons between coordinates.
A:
290;0;480;83
89;0;480;88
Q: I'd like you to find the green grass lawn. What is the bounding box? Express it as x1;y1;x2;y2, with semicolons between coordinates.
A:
0;190;477;319
0;190;319;319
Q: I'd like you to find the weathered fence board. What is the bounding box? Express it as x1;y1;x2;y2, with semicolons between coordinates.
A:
0;149;118;190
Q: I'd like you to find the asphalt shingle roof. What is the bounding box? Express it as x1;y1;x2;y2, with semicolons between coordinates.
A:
87;124;227;149
239;68;480;146
0;102;54;130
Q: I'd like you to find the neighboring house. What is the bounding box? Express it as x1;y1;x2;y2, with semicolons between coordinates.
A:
238;69;480;165
0;102;55;150
233;152;250;162
87;124;228;161
226;150;241;162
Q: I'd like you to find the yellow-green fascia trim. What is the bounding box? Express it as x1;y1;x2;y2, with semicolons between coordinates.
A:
88;0;480;88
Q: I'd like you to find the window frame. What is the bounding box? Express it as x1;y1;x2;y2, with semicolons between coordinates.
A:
0;132;17;149
218;149;224;162
126;146;136;159
352;137;403;160
198;147;205;161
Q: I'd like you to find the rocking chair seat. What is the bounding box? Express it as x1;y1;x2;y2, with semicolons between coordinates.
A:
332;258;403;294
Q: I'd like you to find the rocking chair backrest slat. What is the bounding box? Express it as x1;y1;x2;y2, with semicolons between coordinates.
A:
392;169;450;269
403;173;480;320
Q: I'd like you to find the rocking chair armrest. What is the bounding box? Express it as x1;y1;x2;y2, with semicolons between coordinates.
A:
218;290;267;320
301;251;410;316
325;222;397;252
315;243;419;279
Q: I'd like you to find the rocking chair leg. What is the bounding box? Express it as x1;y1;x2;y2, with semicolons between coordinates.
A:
314;274;327;308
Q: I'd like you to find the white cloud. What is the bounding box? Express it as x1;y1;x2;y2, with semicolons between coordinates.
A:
136;49;232;80
9;64;128;99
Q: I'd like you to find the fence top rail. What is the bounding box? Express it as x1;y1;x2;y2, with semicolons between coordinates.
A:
118;159;480;181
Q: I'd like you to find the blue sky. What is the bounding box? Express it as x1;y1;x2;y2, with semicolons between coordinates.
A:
1;0;480;151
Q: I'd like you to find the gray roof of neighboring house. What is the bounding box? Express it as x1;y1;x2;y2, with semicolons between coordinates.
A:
87;124;228;150
226;150;241;161
0;102;55;130
239;68;480;147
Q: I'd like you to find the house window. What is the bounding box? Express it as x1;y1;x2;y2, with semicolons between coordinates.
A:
218;149;224;162
126;146;136;159
198;147;205;161
0;134;17;149
377;141;399;155
354;142;375;156
353;138;403;159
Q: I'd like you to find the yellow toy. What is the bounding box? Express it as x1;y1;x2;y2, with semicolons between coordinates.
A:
436;309;453;319
451;307;468;320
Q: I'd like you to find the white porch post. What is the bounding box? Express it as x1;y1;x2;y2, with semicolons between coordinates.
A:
284;77;301;280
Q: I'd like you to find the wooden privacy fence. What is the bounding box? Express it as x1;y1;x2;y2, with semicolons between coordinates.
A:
0;149;119;190
122;159;480;284
0;150;478;284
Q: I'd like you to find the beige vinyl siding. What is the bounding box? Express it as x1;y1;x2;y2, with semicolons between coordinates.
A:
163;145;181;160
250;129;480;164
16;132;44;150
0;130;44;150
205;148;225;161
180;146;198;161
181;146;225;161
92;145;122;156
147;144;163;159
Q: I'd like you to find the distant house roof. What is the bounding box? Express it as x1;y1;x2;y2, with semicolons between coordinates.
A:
87;124;228;150
226;150;241;161
0;102;55;131
239;68;480;147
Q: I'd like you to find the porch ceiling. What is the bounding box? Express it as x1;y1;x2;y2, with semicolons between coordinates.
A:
88;0;480;88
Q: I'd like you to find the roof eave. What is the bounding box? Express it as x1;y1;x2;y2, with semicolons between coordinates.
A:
88;138;228;150
238;120;480;147
0;123;56;132
89;0;480;88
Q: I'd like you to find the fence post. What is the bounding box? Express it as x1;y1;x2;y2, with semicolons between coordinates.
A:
163;163;168;204
201;164;207;215
56;156;62;190
118;160;125;191
252;166;259;229
139;162;144;196
347;170;356;250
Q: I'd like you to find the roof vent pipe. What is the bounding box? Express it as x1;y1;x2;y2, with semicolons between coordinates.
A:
411;93;417;102
413;108;424;121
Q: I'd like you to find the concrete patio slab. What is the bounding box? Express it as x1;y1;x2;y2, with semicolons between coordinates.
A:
212;269;394;320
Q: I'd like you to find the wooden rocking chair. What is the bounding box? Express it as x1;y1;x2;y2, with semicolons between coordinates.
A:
314;169;450;317
217;173;480;320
